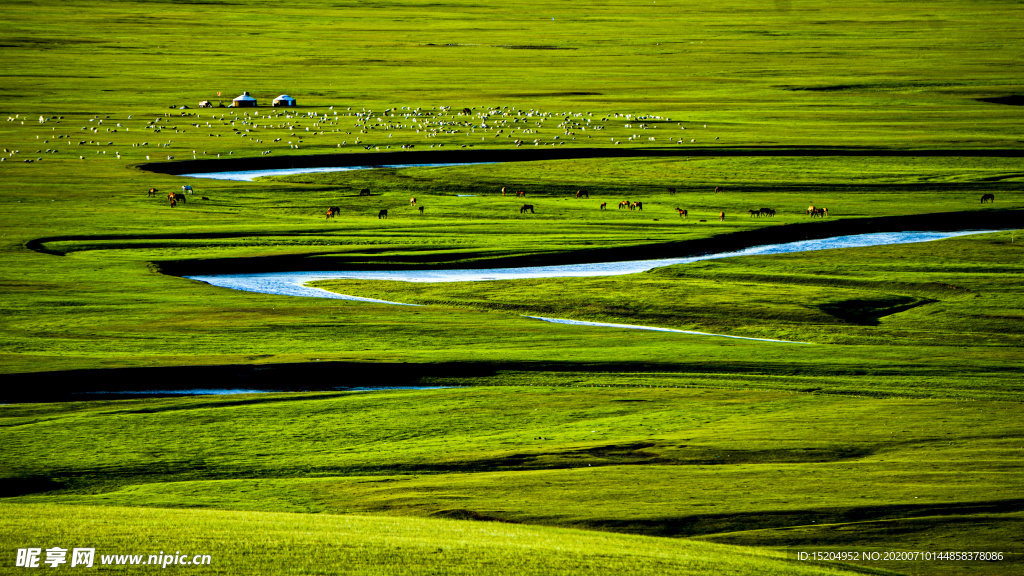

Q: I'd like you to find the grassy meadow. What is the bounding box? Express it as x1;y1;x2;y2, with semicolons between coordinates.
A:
2;0;1023;574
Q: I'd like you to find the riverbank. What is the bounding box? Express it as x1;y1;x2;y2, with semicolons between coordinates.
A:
151;208;1022;276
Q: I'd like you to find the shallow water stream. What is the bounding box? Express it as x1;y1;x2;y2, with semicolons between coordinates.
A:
186;229;996;343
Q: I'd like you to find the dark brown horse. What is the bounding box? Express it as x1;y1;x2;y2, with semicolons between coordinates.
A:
575;189;589;199
378;209;388;219
520;204;534;214
600;202;607;210
981;193;995;203
359;188;371;196
326;206;340;219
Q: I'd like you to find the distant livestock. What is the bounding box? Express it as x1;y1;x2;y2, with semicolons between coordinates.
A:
148;187;158;197
182;184;194;195
981;193;995;203
575;189;589;199
326;206;340;219
520;204;534;214
418;206;424;214
719;211;725;221
631;201;642;211
410;197;417;206
676;208;687;218
378;209;388;219
810;207;827;218
359;188;371;196
618;200;630;209
600;202;607;210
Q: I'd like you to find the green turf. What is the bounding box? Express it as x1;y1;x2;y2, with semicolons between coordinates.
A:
1;0;1022;574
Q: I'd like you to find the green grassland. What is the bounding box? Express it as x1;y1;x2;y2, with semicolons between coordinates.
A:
2;0;1023;574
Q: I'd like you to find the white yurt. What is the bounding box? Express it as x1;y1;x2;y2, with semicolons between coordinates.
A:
272;94;297;107
232;91;257;107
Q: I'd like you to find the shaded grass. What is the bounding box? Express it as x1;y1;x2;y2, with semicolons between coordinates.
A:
2;503;875;576
2;387;1021;575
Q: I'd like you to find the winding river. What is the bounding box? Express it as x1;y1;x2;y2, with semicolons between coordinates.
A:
172;161;1010;344
186;229;997;344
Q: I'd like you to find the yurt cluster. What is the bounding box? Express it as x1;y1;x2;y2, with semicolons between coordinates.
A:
199;92;297;108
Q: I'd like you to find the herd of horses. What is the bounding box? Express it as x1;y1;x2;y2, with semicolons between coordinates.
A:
150;184;996;219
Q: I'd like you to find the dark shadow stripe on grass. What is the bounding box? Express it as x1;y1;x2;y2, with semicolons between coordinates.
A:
573;499;1024;539
134;146;1024;176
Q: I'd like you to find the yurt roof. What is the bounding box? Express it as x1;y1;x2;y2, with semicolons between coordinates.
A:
274;95;296;101
233;92;257;101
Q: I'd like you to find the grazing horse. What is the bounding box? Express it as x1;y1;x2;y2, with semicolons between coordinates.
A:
148;187;158;197
418;206;424;214
759;207;775;217
182;184;194;195
462;107;472;115
807;205;816;216
810;207;826;218
378;209;388;219
981;193;995;203
501;186;507;196
575;189;589;199
715;186;721;193
600;202;607;210
676;208;687;218
410;197;417;206
326;206;340;219
618;200;630;209
719;211;725;221
168;192;186;206
749;209;760;217
359;188;371;196
520;204;534;214
515;190;525;198
631;201;642;211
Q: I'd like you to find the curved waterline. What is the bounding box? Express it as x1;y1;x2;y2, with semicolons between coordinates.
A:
182;162;492;181
186;229;998;343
